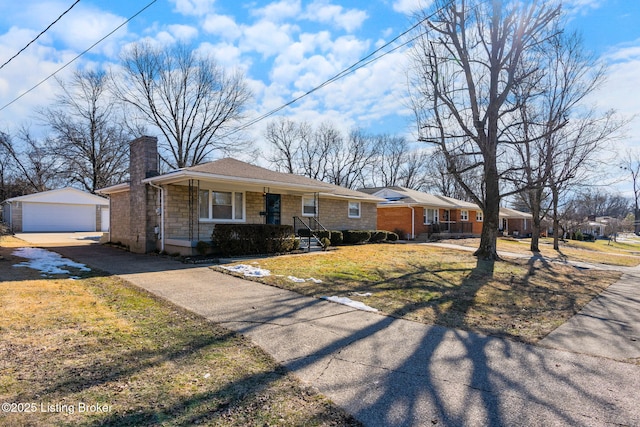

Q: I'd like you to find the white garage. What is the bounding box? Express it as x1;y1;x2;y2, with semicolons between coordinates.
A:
1;188;109;233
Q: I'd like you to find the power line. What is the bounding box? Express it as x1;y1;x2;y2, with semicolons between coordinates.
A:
0;0;81;71
220;3;451;139
0;0;158;113
224;22;426;137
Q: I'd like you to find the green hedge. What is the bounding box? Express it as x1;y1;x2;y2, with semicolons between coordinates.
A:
329;230;343;246
386;231;399;242
212;224;298;256
342;230;371;245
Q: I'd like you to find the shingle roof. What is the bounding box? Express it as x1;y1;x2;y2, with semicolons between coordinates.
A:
146;158;383;201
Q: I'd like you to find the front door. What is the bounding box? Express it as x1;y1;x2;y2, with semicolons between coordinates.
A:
266;193;281;225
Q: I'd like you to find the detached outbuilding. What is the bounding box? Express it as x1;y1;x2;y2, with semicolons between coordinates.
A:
1;187;109;233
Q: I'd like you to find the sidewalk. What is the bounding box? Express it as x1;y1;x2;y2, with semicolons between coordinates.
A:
51;244;640;427
426;241;640;361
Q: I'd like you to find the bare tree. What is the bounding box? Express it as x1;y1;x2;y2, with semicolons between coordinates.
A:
622;149;640;234
265;117;304;174
115;42;252;169
326;128;376;189
410;0;562;259
39;69;130;193
0;129;61;193
506;32;622;252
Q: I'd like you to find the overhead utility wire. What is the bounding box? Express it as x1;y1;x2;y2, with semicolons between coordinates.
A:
221;0;478;139
222;16;431;138
0;0;82;71
0;0;158;113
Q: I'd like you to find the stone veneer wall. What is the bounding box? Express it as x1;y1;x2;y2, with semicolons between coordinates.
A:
108;192;131;247
128;136;159;253
318;199;377;230
162;188;376;242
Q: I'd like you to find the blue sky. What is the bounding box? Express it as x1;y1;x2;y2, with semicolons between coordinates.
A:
1;0;639;191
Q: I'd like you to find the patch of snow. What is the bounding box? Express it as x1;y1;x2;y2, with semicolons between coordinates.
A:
352;292;373;297
288;276;323;283
321;296;378;312
12;247;90;275
220;264;271;277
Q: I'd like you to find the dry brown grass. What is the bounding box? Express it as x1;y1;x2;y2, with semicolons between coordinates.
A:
442;237;640;267
215;244;620;344
0;242;360;426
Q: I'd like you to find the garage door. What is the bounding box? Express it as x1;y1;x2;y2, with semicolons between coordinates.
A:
22;203;96;232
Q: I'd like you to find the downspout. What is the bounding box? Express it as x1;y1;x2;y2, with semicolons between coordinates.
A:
410;206;415;240
148;182;164;252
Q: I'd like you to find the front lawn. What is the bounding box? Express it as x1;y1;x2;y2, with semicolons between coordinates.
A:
0;237;360;427
214;244;621;344
444;237;640;267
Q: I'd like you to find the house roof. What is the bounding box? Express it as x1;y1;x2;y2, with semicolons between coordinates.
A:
365;186;479;209
3;187;109;206
364;186;533;219
499;207;533;219
100;158;384;202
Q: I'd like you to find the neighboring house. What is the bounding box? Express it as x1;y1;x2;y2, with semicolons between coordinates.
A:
360;186;483;239
499;207;534;237
360;186;533;239
98;136;383;255
1;187;109;233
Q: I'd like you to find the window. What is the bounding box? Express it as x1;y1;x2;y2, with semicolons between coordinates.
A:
199;190;244;221
348;201;361;218
460;210;469;221
302;196;317;216
349;202;360;218
423;208;439;225
476;211;483;222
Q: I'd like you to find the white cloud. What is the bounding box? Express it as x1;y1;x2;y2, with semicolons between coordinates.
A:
202;14;242;40
241;21;296;58
392;0;433;15
47;5;129;56
251;0;302;22
303;1;368;33
171;0;217;16
168;24;199;42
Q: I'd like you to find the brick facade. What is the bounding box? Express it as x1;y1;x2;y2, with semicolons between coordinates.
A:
377;206;484;239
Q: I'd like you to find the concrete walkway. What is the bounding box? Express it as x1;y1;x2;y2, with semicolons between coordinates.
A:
35;242;640;427
426;242;640;362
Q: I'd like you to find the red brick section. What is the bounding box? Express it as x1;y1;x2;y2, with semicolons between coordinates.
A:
377;206;485;238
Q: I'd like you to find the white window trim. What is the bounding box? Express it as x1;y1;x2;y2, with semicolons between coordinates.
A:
423;208;439;225
460;209;469;221
199;190;246;223
348;201;361;218
302;196;317;217
476;211;483;222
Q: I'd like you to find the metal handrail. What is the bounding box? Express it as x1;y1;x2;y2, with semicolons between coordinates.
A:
293;216;329;251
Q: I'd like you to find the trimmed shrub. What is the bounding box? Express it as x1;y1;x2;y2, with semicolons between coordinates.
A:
385;231;399;242
342;230;371;245
320;237;331;249
212;224;296;256
369;230;387;243
297;228;331;240
195;240;210;255
329;230;343;246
